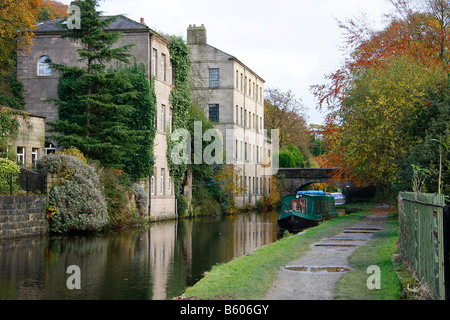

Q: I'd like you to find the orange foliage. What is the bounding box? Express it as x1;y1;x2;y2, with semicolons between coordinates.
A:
311;1;450;187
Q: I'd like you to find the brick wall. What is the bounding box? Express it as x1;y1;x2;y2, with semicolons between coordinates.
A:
0;196;48;240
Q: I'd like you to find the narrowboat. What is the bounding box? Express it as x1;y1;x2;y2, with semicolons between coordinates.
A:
278;191;339;233
326;192;346;205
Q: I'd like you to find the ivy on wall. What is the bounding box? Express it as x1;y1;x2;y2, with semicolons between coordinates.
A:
167;36;192;215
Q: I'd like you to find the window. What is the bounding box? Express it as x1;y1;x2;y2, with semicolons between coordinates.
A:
168;176;172;195
152;48;157;77
17;147;25;165
245;142;247;161
169;108;173;133
160;168;165;195
32;148;39;169
236;105;239;124
249;79;251;96
161;104;166;132
236;70;239;89
240;107;243;126
161;53;166;81
38;56;52;76
169;60;173;85
151;176;155;195
209;104;219;123
240;73;243;91
45;143;56;155
209;68;220;87
235;140;238;160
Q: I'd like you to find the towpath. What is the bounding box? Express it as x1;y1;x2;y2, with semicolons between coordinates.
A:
263;208;391;300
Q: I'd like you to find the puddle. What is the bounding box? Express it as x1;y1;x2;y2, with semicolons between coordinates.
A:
328;238;368;242
284;266;352;273
344;230;377;234
346;227;382;231
314;243;359;248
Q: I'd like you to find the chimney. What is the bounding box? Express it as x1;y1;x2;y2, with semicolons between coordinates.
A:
140;17;145;24
187;24;207;45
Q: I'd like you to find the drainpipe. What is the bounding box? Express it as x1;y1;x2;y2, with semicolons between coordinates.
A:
255;77;258;206
243;67;246;207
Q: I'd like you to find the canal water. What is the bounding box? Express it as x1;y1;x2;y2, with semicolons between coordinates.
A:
0;211;280;300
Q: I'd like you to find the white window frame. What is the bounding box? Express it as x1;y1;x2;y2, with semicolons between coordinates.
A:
151;176;155;196
160;168;165;195
38;56;52;76
17;147;25;165
161;53;166;81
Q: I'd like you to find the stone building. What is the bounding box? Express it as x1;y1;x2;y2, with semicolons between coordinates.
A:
16;16;176;220
0;105;46;169
187;25;273;207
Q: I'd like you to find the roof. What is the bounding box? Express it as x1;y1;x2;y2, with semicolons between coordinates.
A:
0;105;46;119
35;15;149;33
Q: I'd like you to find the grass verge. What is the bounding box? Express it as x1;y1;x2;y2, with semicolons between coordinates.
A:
334;212;402;300
182;209;372;300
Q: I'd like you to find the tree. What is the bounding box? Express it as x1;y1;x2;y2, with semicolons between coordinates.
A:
311;1;450;187
264;87;310;157
49;0;143;170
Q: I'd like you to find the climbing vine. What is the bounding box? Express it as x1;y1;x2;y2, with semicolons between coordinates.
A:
167;36;192;215
0;107;31;159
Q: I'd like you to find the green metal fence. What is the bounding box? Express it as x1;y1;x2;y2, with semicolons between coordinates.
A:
398;192;447;300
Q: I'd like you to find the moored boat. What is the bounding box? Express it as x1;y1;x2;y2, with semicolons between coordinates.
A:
278;191;338;233
326;192;346;205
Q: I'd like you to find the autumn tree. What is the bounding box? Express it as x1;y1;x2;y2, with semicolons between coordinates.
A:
0;0;68;109
264;87;311;159
311;0;450;188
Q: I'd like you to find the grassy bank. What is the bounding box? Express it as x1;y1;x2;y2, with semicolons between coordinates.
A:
335;212;402;300
182;209;373;300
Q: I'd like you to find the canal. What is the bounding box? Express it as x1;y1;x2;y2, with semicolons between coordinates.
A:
0;211;280;300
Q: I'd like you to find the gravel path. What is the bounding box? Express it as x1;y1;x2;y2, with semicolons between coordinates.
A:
263;211;389;300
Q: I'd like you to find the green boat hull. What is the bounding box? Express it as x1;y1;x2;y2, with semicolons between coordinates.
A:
278;194;338;233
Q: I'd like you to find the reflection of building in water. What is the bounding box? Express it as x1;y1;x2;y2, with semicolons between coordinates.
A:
150;221;177;300
233;213;276;258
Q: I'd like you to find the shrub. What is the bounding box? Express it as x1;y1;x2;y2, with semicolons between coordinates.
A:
133;183;148;216
37;154;109;233
0;157;21;195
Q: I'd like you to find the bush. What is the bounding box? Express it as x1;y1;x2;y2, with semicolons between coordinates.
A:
0;157;21;195
37;154;109;233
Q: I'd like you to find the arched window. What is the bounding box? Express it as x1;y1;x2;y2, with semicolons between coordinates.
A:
38;56;52;76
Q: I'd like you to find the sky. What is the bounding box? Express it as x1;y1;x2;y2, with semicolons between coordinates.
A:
59;0;397;125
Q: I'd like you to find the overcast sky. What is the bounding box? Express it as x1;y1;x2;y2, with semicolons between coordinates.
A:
59;0;396;125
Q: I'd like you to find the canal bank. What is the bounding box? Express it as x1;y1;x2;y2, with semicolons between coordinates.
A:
181;205;402;300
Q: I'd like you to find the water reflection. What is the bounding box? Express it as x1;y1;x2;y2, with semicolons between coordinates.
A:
0;211;279;300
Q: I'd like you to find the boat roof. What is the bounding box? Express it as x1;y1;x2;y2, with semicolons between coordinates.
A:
297;190;325;196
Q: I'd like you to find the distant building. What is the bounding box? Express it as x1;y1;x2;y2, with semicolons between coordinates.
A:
187;25;273;206
16;16;176;220
0;105;46;169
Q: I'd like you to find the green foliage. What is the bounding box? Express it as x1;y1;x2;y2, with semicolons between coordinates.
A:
0;158;20;173
167;35;192;216
49;0;155;174
0;107;19;158
336;55;445;186
38;154;109;234
396;81;450;197
0;157;21;195
94;165;133;228
277;144;305;168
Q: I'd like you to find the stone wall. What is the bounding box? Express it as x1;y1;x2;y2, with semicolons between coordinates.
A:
0;196;48;240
